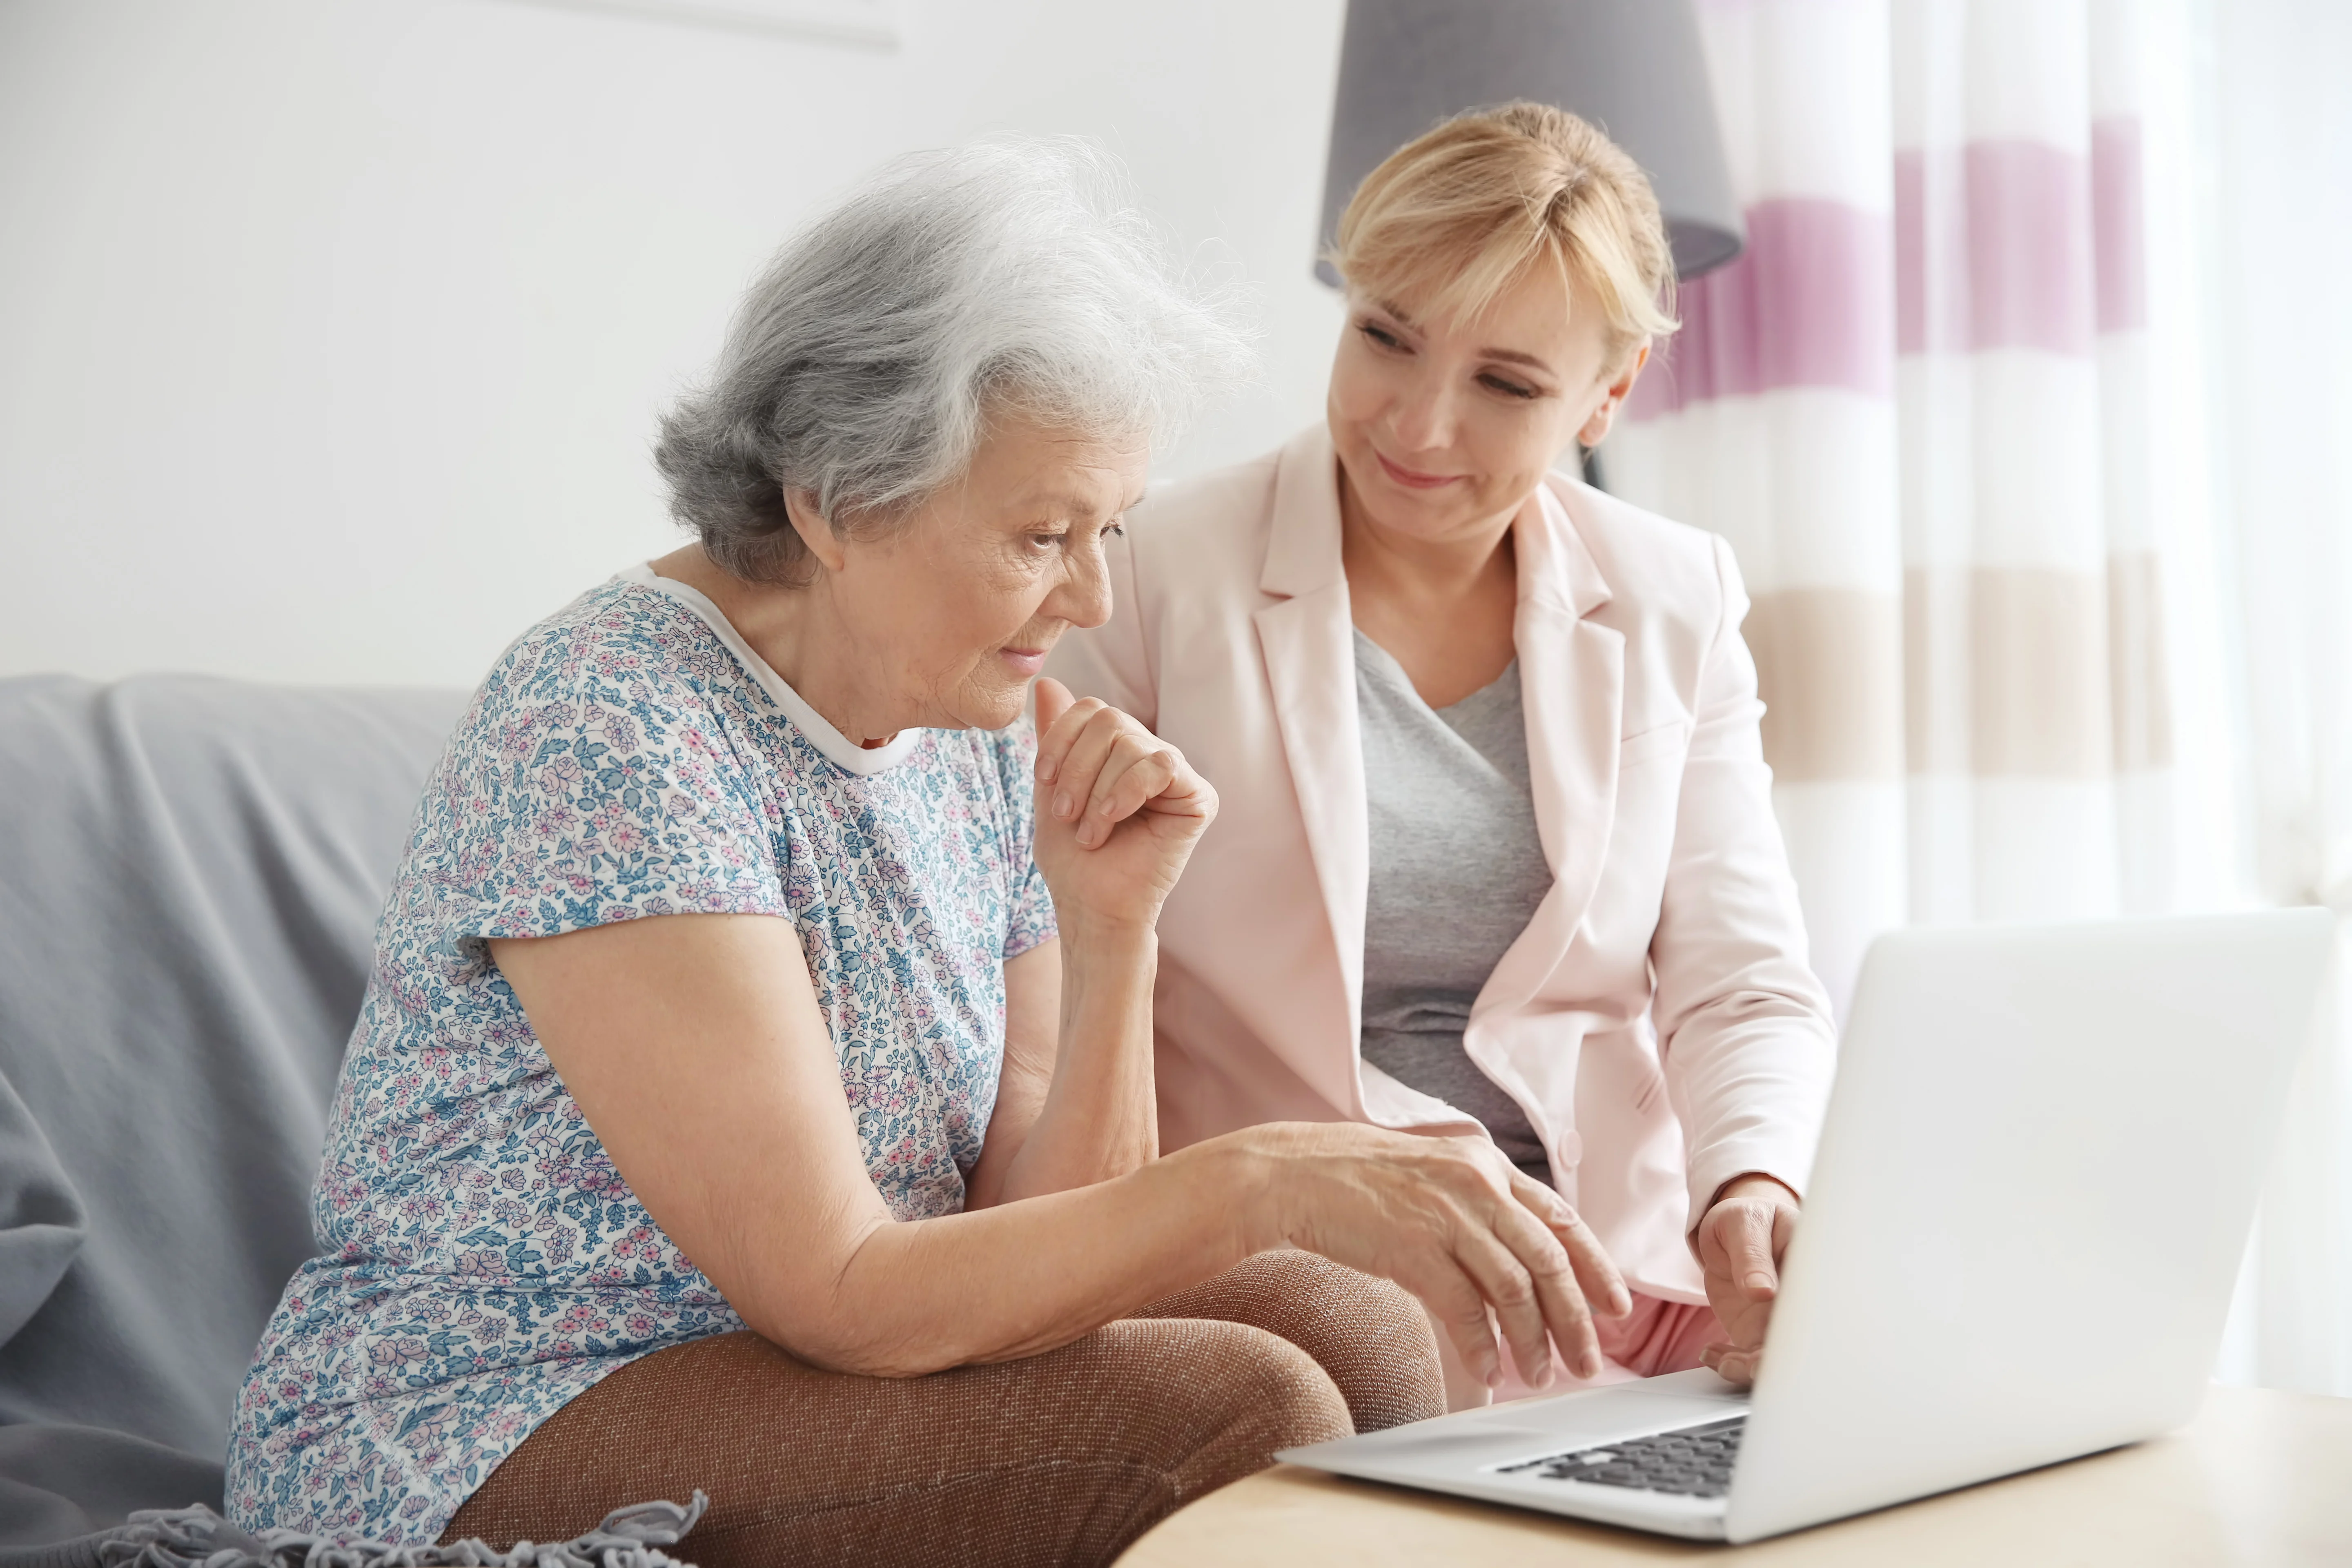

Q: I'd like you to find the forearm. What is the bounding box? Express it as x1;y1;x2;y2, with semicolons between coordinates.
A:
991;915;1160;1201
762;1131;1273;1377
1653;534;1838;1215
1663;1009;1833;1222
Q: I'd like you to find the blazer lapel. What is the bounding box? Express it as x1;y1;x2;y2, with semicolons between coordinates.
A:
1252;426;1370;1042
1485;479;1624;1010
1456;477;1624;1181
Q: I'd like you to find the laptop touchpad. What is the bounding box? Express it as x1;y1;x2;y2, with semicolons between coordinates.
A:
1362;1378;1747;1456
1348;1422;1565;1464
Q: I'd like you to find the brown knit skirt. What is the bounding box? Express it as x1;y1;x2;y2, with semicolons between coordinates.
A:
439;1250;1443;1568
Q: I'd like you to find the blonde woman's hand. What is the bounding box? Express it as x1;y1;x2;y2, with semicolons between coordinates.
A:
1031;677;1216;933
1694;1174;1800;1386
1258;1123;1633;1392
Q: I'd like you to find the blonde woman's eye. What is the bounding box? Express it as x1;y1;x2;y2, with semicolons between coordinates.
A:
1481;373;1538;399
1358;322;1406;352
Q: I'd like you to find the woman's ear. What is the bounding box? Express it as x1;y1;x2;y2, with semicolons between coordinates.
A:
782;489;849;574
1577;339;1651;448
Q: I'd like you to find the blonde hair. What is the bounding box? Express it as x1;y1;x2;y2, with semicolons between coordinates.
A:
1326;102;1679;373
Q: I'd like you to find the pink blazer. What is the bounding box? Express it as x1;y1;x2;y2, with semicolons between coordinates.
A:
1046;425;1836;1303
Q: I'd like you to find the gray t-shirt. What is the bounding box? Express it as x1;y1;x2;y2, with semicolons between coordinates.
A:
1355;629;1558;1186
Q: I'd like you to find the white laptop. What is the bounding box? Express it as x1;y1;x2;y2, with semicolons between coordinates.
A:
1280;909;2336;1544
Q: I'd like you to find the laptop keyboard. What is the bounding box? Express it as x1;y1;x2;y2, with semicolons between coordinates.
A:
1495;1415;1746;1498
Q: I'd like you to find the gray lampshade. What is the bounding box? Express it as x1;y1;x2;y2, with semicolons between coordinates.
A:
1316;0;1744;287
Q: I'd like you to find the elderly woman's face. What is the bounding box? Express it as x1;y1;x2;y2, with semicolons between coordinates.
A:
833;416;1147;733
1327;264;1639;544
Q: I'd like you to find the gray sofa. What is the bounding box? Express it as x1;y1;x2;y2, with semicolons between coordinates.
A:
0;674;469;1546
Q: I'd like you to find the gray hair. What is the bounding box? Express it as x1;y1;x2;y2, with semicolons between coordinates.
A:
655;138;1256;584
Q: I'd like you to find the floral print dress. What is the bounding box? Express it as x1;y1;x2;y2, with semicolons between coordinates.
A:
225;566;1056;1541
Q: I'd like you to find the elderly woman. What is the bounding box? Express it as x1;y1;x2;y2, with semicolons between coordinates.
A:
1047;104;1840;1405
224;142;1629;1565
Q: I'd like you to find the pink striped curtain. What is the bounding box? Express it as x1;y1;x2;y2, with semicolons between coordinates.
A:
1608;0;2170;1012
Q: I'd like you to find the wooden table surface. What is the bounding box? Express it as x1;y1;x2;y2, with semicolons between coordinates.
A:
1117;1383;2352;1566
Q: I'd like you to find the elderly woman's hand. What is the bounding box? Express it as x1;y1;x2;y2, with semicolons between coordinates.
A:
1259;1122;1632;1391
1031;676;1215;932
1693;1174;1800;1386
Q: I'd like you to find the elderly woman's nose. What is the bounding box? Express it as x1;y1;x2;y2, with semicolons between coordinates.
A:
1051;544;1116;631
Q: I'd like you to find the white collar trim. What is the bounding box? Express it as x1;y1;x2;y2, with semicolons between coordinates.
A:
617;562;921;776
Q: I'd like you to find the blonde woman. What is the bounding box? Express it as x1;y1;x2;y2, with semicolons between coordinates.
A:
1048;104;1838;1403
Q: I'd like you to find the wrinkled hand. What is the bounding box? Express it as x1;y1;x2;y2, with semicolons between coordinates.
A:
1267;1123;1632;1392
1694;1174;1800;1386
1030;677;1216;932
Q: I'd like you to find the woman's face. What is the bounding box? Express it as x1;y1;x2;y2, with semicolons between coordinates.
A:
824;415;1147;733
1326;263;1646;545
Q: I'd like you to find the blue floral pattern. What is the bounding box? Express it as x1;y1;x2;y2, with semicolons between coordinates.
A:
225;577;1055;1541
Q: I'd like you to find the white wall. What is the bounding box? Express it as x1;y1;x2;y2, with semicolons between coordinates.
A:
0;0;1349;687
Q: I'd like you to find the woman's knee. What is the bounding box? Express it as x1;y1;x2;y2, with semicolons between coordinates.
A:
1207;1321;1356;1451
1094;1319;1349;1489
1169;1251;1446;1434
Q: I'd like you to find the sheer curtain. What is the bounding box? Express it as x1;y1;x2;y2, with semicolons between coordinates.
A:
2196;0;2352;1399
1607;0;2182;1005
1608;0;2352;1395
1607;0;1905;1015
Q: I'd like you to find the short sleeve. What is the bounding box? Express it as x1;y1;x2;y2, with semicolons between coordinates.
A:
993;717;1058;962
433;613;789;943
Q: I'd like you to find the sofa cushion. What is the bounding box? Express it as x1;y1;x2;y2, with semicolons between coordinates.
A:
0;674;467;1521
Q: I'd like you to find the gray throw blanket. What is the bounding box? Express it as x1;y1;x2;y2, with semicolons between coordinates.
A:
0;1494;708;1568
0;677;473;1537
0;677;715;1564
0;677;715;1558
